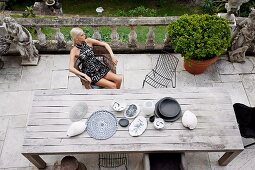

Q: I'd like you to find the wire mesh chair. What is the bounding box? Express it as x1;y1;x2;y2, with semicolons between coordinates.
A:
98;153;128;170
142;53;179;88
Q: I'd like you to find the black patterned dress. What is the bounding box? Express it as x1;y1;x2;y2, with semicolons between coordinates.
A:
76;42;110;84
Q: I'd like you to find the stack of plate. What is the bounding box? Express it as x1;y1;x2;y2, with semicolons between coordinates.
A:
154;97;182;122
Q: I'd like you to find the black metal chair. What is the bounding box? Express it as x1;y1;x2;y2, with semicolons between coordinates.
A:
142;53;179;88
98;153;128;170
233;103;255;148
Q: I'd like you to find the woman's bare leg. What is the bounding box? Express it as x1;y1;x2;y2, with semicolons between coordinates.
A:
104;71;122;89
95;78;117;89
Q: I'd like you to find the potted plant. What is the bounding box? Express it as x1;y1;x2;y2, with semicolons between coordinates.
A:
168;14;231;74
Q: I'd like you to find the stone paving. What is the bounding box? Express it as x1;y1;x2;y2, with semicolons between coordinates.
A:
0;53;255;170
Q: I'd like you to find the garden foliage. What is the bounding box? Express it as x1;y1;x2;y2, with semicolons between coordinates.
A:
168;14;231;60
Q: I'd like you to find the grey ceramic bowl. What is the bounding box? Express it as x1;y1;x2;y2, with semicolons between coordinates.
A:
69;102;88;122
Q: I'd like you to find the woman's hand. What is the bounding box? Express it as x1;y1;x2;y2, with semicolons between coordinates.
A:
112;56;118;65
85;75;92;83
81;74;92;83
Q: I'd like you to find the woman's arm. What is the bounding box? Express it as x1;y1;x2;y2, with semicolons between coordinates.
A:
69;48;92;82
87;38;118;65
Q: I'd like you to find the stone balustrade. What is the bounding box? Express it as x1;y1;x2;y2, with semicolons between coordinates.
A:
11;16;179;53
2;16;254;54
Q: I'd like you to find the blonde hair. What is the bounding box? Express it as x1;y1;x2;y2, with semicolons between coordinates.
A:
70;27;84;46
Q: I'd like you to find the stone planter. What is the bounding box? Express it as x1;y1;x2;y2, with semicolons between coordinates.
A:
184;56;219;75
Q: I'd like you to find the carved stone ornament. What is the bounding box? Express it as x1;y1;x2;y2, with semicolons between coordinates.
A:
228;8;255;62
0;35;10;69
55;27;66;48
33;0;63;16
3;17;40;65
0;35;11;56
226;0;249;15
218;0;250;32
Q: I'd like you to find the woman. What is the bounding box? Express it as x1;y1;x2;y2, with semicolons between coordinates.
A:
69;27;122;89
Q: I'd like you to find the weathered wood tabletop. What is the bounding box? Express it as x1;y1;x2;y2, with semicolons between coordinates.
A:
22;87;244;169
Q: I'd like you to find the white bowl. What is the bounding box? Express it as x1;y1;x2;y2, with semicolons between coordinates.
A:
153;118;165;129
69;102;88;122
111;99;127;112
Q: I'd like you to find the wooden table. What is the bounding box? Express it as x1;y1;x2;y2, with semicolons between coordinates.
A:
22;87;244;169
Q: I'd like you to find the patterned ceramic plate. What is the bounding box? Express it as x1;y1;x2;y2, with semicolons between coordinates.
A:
124;104;140;119
128;116;147;137
87;110;117;140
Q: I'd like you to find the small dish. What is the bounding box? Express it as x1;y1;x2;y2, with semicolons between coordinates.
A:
124;104;140;119
111;99;127;112
149;115;155;122
153;118;165;129
119;118;129;127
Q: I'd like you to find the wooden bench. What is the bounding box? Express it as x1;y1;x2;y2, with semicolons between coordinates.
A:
22;87;244;168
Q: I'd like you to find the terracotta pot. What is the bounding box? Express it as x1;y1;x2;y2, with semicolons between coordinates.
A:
184;56;219;75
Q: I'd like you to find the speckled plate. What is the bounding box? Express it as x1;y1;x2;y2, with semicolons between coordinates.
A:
124;104;140;119
86;110;117;140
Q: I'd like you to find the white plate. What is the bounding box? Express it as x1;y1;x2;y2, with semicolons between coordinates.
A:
111;99;127;112
124;104;140;119
129;116;147;137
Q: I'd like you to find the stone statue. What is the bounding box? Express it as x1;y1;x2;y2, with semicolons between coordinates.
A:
218;0;249;32
55;28;66;48
3;17;40;65
34;0;63;16
225;0;249;16
228;8;255;62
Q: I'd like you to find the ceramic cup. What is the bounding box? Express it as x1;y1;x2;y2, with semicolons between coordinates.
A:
143;101;155;117
153;118;165;129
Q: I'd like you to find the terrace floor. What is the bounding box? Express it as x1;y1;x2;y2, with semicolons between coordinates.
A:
0;53;255;170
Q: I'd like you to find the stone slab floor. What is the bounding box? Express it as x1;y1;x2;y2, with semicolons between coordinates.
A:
0;54;255;170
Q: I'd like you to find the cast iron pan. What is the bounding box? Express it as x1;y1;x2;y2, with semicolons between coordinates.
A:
158;97;181;118
154;97;182;122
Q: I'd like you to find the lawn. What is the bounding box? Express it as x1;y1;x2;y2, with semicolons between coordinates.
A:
10;0;201;43
29;25;167;44
10;0;201;16
62;0;200;16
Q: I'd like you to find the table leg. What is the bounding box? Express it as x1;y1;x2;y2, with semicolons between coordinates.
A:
218;151;242;166
22;153;46;169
